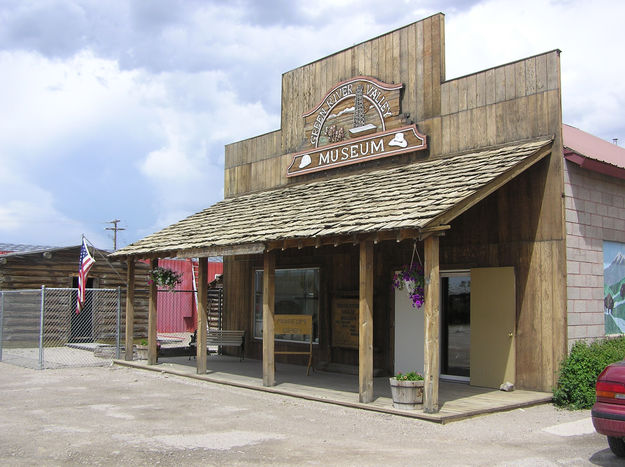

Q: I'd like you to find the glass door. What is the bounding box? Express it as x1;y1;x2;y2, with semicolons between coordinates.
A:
441;272;471;379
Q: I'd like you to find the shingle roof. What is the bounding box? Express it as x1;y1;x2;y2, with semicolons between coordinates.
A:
0;243;57;255
112;137;553;259
0;245;109;260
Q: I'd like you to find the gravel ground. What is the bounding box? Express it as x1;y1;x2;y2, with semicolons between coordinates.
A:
0;362;621;466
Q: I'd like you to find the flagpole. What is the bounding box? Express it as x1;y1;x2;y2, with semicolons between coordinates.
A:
83;235;124;282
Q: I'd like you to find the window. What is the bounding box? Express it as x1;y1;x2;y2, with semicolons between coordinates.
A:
254;268;320;343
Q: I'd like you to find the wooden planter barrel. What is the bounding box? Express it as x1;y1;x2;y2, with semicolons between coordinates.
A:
389;378;424;409
135;345;148;360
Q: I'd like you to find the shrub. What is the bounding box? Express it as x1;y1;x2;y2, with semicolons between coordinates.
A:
393;371;424;381
553;336;625;409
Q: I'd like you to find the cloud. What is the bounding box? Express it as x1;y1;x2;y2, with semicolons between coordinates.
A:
0;38;280;247
0;165;108;247
136;70;278;236
0;1;482;124
445;0;625;142
0;50;163;247
0;50;151;159
0;0;89;58
0;0;623;249
0;2;445;113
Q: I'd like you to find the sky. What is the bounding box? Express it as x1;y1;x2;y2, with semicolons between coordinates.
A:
1;0;623;251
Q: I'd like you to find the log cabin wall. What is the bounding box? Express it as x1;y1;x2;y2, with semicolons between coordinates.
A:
221;14;567;391
0;248;150;341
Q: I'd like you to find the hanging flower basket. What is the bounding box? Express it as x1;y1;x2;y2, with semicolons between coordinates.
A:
392;262;425;309
148;266;182;291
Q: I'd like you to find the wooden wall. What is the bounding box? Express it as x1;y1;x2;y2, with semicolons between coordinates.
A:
225;158;566;390
221;14;567;391
436;50;566;392
224;16;563;210
224;130;282;196
440;157;567;391
224;241;421;373
0;248;150;342
224;14;445;198
225;49;563;199
439;51;561;155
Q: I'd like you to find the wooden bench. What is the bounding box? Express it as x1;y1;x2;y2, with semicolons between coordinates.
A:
188;329;245;361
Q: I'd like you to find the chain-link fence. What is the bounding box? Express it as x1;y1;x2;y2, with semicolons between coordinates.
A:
0;287;121;369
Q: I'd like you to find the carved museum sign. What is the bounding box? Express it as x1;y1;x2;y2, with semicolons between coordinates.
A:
286;76;427;177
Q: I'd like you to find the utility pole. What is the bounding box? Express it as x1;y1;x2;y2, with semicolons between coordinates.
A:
105;219;126;251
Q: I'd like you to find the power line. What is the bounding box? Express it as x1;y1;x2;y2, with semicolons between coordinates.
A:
105;219;126;251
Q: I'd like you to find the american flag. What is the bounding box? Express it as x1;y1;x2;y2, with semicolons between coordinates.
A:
76;237;95;314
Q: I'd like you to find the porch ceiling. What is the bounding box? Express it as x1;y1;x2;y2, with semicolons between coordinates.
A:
111;137;553;259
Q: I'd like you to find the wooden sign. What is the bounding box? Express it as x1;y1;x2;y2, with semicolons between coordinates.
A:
331;298;359;349
275;314;312;335
287;124;427;177
287;76;427;177
275;314;314;376
303;76;403;148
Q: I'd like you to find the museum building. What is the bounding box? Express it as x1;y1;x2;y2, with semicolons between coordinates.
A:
112;13;625;412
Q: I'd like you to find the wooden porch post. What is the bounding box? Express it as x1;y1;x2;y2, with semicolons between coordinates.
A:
263;250;276;387
124;258;135;361
359;240;374;403
147;258;158;365
423;235;440;413
197;257;208;374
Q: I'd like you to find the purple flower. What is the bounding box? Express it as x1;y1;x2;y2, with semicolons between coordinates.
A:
392;263;425;309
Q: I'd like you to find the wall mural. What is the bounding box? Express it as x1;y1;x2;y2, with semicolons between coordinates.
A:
604;240;625;334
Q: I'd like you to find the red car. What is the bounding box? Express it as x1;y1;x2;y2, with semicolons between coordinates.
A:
592;360;625;457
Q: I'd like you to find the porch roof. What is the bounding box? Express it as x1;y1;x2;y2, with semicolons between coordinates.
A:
111;137;553;259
